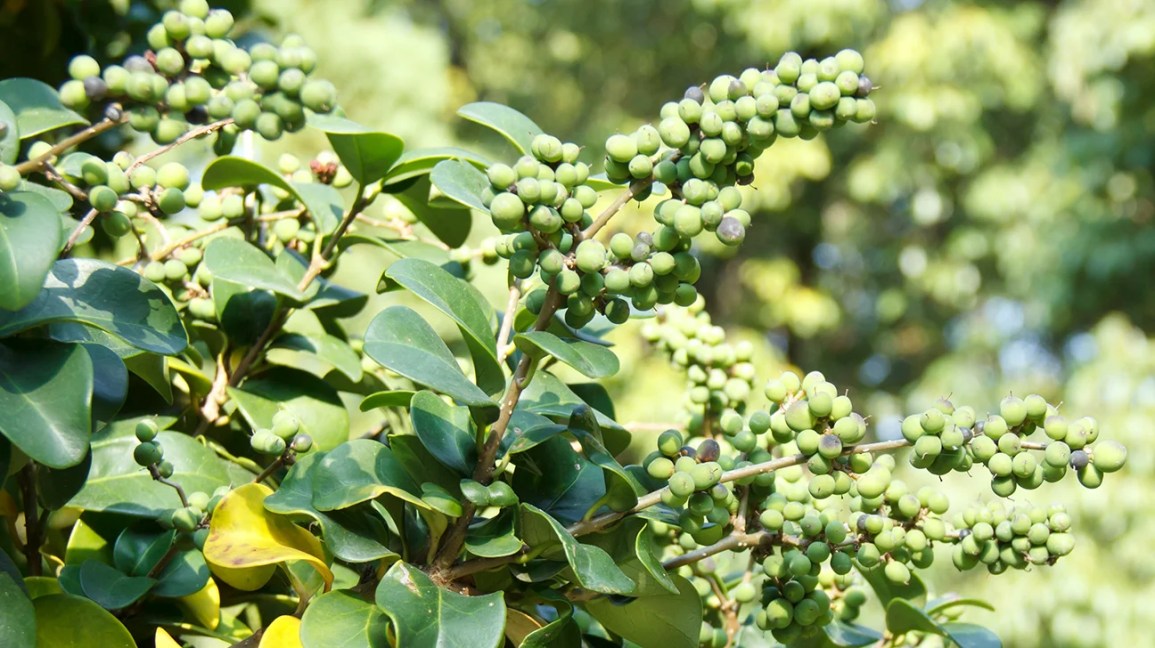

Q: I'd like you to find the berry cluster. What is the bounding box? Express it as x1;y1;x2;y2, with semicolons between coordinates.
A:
640;300;756;417
132;419;221;542
250;410;313;456
901;394;1126;495
952;501;1076;573
56;0;336;145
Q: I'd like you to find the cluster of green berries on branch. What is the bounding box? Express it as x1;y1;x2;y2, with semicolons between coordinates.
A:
132;419;222;544
56;0;337;145
631;307;1125;646
250;410;313;456
640;300;756;417
605;49;875;248
901;393;1126;495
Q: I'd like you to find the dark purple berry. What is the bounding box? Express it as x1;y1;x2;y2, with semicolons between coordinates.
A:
1069;449;1090;470
716;216;746;245
83;76;108;101
684;85;705;104
678;445;697;460
856;75;873;98
124;55;153;73
697;439;721;463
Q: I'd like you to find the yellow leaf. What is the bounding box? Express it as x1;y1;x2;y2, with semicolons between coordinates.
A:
504;608;544;645
204;483;333;591
176;577;221;630
210;562;278;592
155;628;183;648
258;615;303;648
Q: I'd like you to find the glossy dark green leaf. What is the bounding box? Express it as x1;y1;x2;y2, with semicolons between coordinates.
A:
311;439;425;511
0;78;87;137
212;277;278;346
77;560;155;610
309;114;405;185
300;589;390;648
122;353;173;403
0;191;60;311
112;527;172;577
941;622;1002;648
389;435;462;495
512;436;603;526
265;451;397;563
577;517;675;597
856;562;927;608
465;508;522;558
340;233;462;276
293;182;345;235
376;561;506;648
38;451;91;510
384;257;501;394
151;548;209;598
383;147;491;186
519;600;580;648
410;391;477;475
515;332;619;379
0;340;92;469
429;158;489;214
457;102;543;154
394;173;473;248
519;373;628;455
0;572;34;645
228;367;349;452
204;237;306;301
824;621;884;647
359;390;416;411
886;598;943;636
270;332;363;382
16;180;72;211
83;344;127;423
0;259;187;355
585;574;700;646
570;426;641;513
519;504;634;594
0;99;18;163
69;419;230;517
364;306;494;406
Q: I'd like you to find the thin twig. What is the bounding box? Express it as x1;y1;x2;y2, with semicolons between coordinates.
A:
61;208;99;255
581;179;653;241
14;116;126;175
125;118;235;174
17;465;42;576
252;455;288;485
662;531;770;571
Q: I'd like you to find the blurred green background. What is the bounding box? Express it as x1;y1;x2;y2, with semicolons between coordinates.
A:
9;0;1153;645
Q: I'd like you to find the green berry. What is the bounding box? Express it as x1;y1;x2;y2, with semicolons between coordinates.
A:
135;420;160;442
1092;440;1126;472
134;441;163;466
0;165;20;191
89;185;119;212
575;239;607;274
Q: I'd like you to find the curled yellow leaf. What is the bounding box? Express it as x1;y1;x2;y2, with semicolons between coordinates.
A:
176;577;221;630
204;483;333;591
155;627;183;648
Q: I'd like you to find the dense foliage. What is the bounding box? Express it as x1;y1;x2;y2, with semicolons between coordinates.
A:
0;1;1138;647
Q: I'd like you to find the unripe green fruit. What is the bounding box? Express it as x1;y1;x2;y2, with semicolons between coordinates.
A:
134;441;163;466
668;471;696;498
0;165;20;192
1092;440;1127;472
89;185;119;212
171;507;201;533
856;467;890;499
156;187;187;215
1077;463;1104;488
157;162;190;190
574;239;607;274
101;211;132;238
775;52;803;84
135;420;160;443
80;159;108;187
604;134;637;164
854;98;877;123
658;116;691;148
488;191;526;231
690;462;723;491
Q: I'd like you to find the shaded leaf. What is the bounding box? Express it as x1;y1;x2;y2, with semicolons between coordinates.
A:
77;560;155;610
269;332;363;383
383;147;491;186
585;575;701;646
0;99;17;164
0;340;92;469
825;621;885;647
0;259;187;355
519;504;634;594
0;573;34;646
410;390;477;475
0;191;61;311
360;390;415;411
393;173;473;248
293;182;344;235
430;158;489;212
512;436;603;526
465;508;523;558
856;562;927;608
375;561;506;648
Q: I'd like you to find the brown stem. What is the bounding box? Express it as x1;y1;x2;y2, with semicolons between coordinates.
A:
14;116;126;175
61;208;99;255
494;282;522;361
662;531;770;571
580;178;653;241
17;465;42;576
148;464;190;508
124;118;235;174
252;454;288;485
431;289;563;576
